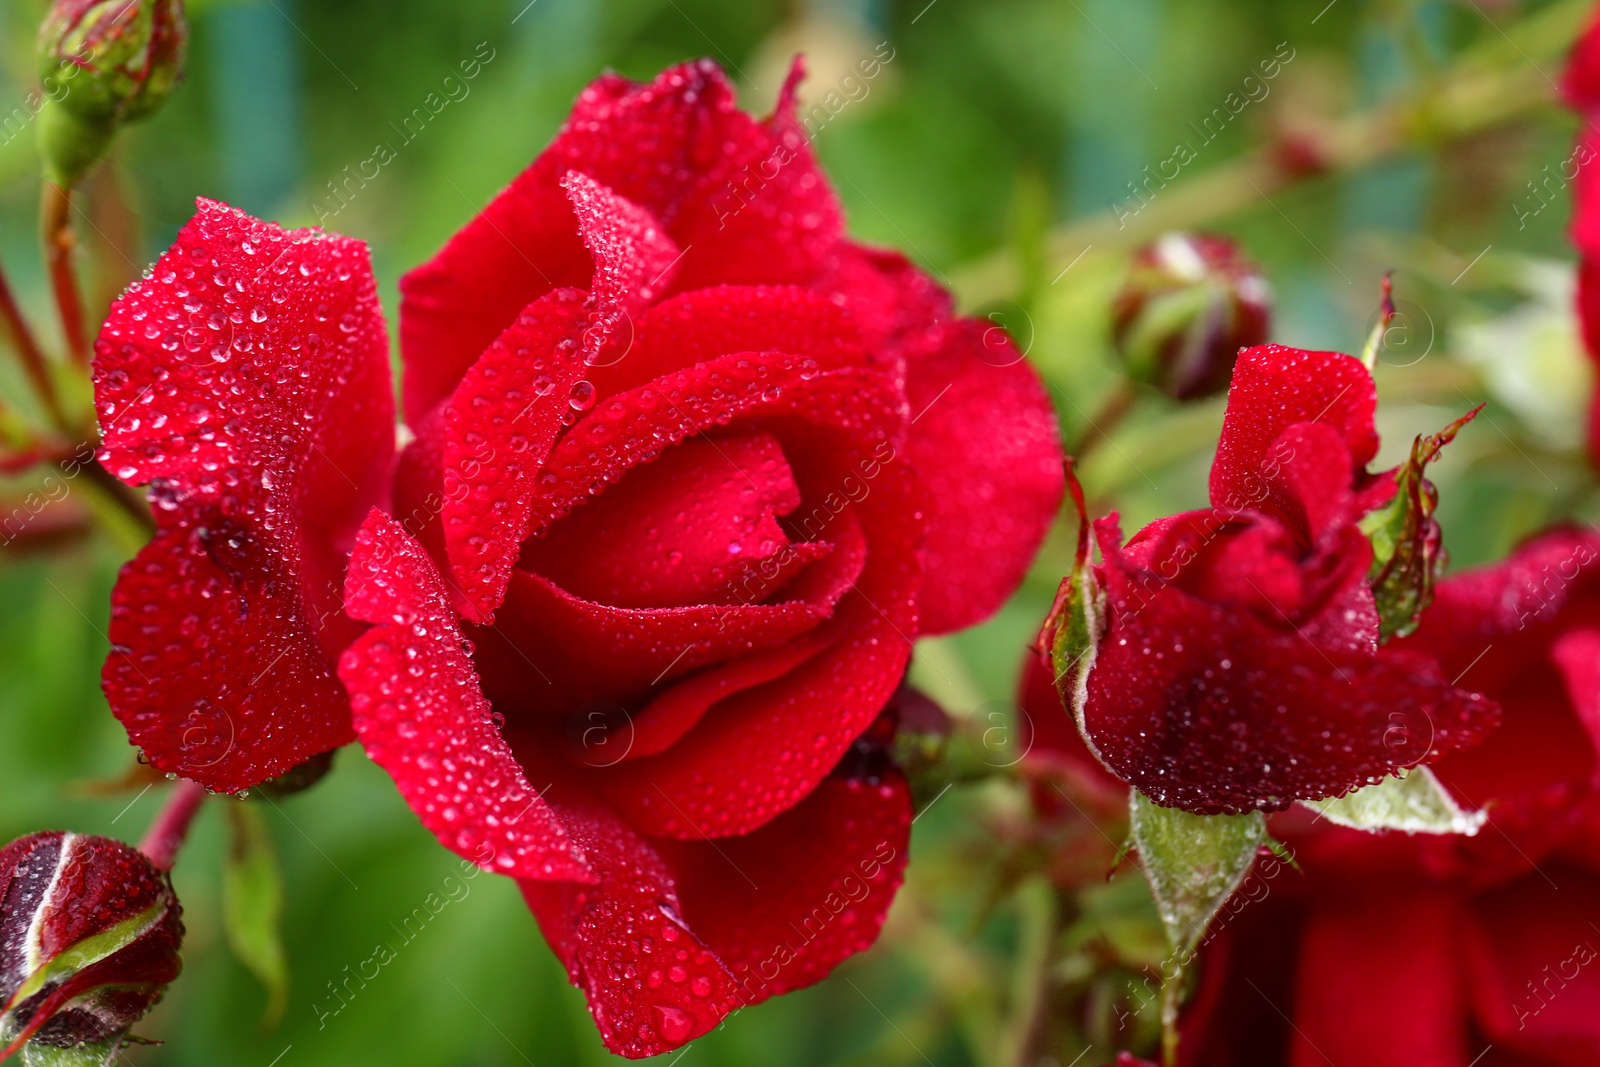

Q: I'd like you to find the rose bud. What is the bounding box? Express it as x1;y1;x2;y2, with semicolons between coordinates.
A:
1110;233;1272;401
0;832;183;1061
35;0;189;185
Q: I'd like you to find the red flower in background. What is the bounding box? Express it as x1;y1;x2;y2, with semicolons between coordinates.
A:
1182;527;1600;1066
1050;345;1497;814
92;59;1064;1056
1564;10;1600;466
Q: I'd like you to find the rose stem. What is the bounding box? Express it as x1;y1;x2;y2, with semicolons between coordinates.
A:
953;0;1586;305
0;251;69;434
139;780;210;872
41;180;90;373
1159;977;1181;1067
1065;383;1136;466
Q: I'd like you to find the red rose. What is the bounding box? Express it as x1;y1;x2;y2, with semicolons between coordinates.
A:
93;59;1064;1055
1182;527;1600;1066
1565;15;1600;466
1050;344;1497;814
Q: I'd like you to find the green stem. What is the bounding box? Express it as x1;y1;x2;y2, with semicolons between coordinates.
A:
0;253;69;434
952;0;1592;306
41;180;90;372
1066;383;1137;466
1160;975;1181;1067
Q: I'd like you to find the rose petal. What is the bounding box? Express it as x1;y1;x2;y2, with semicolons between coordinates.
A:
518;786;741;1058
1467;865;1600;1056
398;60;842;424
658;772;912;1006
624;635;836;761
95;199;393;791
518;431;805;609
904;318;1063;634
1292;887;1470;1065
434;288;592;620
588;283;868;401
1082;515;1499;814
339;511;589;882
592;462;921;838
1210;345;1379;520
560;171;681;363
472;526;863;721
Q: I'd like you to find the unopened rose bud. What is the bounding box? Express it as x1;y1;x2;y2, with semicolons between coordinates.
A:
0;832;183;1062
35;0;189;186
1110;233;1272;401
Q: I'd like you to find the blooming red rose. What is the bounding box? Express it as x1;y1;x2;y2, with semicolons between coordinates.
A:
1048;344;1498;814
1181;526;1600;1067
93;59;1064;1056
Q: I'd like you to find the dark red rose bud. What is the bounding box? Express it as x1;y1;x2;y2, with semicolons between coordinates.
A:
1110;233;1272;401
0;832;182;1061
35;0;188;185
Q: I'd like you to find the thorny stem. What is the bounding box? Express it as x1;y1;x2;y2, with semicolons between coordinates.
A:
41;181;90;372
0;253;69;434
139;779;209;872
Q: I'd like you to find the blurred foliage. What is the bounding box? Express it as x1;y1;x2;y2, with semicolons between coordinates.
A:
2;0;1599;1065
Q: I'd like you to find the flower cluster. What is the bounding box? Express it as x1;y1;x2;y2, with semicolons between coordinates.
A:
90;59;1063;1056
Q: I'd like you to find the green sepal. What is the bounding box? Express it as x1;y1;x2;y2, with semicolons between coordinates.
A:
1359;405;1481;642
1128;790;1266;963
1043;461;1109;765
13;1036;124;1066
1303;767;1485;835
8;900;169;1010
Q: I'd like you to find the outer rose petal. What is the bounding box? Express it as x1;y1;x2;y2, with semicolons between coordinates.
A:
435;288;591;620
1082;516;1498;814
1564;11;1600;117
659;772;911;1006
1573;134;1600;260
399;59;842;423
95;199;393;791
1466;866;1600;1060
588;284;868;400
518;788;741;1059
1291;887;1470;1067
905;319;1064;634
339;511;589;882
1210;345;1379;519
1396;527;1600;877
560;171;681;363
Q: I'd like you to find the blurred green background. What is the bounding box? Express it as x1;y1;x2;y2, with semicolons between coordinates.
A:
2;0;1598;1064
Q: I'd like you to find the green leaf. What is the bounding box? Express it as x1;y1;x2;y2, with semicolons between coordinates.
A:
1302;767;1485;835
1128;790;1266;961
1360;406;1482;641
222;804;288;1029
